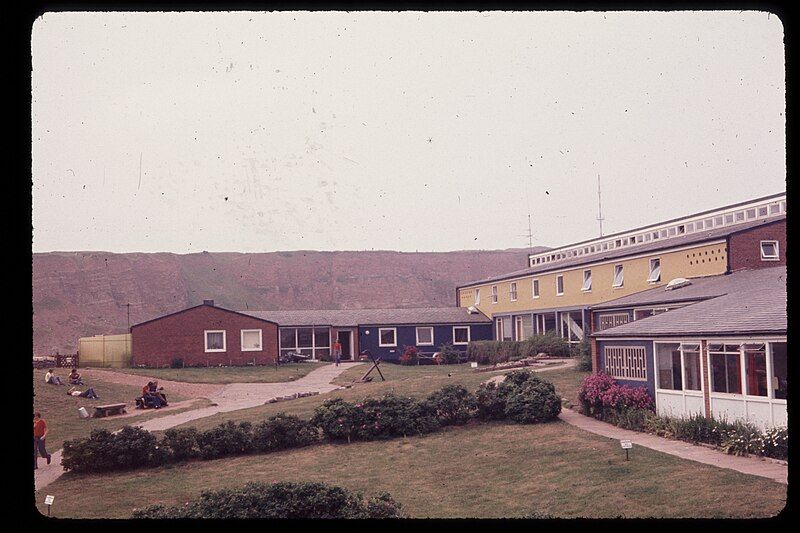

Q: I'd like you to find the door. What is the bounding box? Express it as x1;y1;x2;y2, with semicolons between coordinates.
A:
337;330;353;360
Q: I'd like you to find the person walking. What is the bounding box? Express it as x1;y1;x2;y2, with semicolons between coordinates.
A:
333;340;342;367
33;412;52;469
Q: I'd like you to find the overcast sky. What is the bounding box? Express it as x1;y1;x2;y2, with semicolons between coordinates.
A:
31;11;785;253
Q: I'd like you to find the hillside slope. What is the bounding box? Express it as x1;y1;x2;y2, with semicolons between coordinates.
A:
33;248;545;353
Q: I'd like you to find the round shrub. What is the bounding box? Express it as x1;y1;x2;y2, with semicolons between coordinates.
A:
62;426;161;473
312;398;364;443
132;481;404;519
475;381;512;420
437;342;461;364
252;413;319;452
425;384;477;425
195;421;254;460
503;379;562;423
160;427;200;462
355;394;439;439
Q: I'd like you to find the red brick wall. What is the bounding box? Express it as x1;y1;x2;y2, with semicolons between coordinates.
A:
728;220;786;272
131;304;278;367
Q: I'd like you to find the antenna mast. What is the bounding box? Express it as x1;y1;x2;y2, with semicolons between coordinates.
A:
596;174;605;237
526;214;533;253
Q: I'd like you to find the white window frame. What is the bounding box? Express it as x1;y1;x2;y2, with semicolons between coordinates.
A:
204;330;226;353
474;288;480;305
603;345;647;381
581;270;592;292
240;329;263;352
653;341;704;394
378;327;397;347
416;326;434;346
647;257;661;283
491;285;498;304
612;264;624;288
760;240;779;261
556;275;564;296
453;326;471;345
532;278;540;299
510;282;518;301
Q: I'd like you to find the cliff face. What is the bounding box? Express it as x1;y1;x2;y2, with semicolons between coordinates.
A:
33;248;545;353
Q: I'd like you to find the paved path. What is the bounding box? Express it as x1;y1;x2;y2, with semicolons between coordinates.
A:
484;358;575;385
558;408;787;484
34;363;361;491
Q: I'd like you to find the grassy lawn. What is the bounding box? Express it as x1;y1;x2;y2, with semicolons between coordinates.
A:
176;362;589;433
33;372;200;452
35;420;787;518
111;362;326;384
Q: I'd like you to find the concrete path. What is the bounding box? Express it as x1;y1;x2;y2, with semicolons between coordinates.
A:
558;408;788;484
484;358;575;385
34;363;361;491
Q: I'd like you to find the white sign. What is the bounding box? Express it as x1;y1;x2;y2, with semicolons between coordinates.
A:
620;440;633;449
470;362;478;368
44;495;55;506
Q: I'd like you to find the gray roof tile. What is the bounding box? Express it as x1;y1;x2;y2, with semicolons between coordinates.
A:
239;307;492;327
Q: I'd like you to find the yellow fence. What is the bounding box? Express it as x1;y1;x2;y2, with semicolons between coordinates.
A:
78;334;132;368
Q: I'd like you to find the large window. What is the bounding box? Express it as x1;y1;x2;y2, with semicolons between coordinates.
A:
453;326;471;345
648;258;661;282
612;265;624;287
204;330;226;352
240;329;262;351
603;346;647;381
744;343;768;397
709;343;742;394
510;282;518;301
379;328;397;347
279;327;331;359
656;343;701;391
771;342;787;400
496;317;512;341
416;326;434;346
581;270;592;292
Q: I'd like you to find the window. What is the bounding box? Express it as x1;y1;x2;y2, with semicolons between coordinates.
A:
556;275;564;295
677;225;685;235
647;258;661;282
704;218;713;228
744;343;767;397
453;326;470;345
510;282;518;301
715;216;723;226
695;220;703;230
204;330;226;352
760;240;779;260
771;342;787;400
279;327;331;359
655;343;701;391
668;227;677;236
474;288;480;305
724;213;734;224
769;203;780;215
532;279;540;298
491;285;498;303
597;313;629;331
416;326;434;346
735;210;745;222
378;328;397;347
241;329;262;351
612;264;624;287
709;344;742;394
581;270;592;292
603;346;647;380
746;208;756;219
758;206;768;217
686;223;694;232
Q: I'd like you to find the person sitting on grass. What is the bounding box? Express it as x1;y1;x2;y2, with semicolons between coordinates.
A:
68;368;84;385
149;380;168;406
67;386;99;399
45;369;64;385
141;382;164;409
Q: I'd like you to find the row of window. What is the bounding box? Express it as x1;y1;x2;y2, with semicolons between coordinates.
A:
529;199;785;267
204;329;262;352
603;341;788;400
378;326;471;347
482;259;662;304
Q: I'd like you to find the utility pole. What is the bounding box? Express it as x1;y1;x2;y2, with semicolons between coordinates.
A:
126;303;131;330
596;174;605;237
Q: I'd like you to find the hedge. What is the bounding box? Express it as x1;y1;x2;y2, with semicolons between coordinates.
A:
132;481;404;519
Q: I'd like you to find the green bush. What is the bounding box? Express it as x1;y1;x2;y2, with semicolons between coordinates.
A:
160;427;200;462
252;413;319;452
196;421;254;460
614;407;652;432
759;426;788;460
131;481;404;519
522;331;573;358
425;384;477;425
466;340;521;364
437;342;462;364
356;394;439;439
475;381;512;420
503;378;562;424
311;398;362;443
62;426;161;473
571;337;593;371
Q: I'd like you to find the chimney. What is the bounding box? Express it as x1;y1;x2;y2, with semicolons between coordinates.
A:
203;299;215;307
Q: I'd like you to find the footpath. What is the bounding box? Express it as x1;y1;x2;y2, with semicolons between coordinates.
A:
34;363;361;491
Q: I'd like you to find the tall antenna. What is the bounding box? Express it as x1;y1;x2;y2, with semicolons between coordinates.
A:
518;214;534;254
596;174;605;237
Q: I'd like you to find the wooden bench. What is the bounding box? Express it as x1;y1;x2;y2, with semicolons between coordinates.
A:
93;403;127;418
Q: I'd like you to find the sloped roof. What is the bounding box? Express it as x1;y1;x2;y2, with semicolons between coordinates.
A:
457;214;785;288
240;307;492;327
593;266;786;337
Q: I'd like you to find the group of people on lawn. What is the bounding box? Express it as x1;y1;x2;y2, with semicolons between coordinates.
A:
136;381;168;409
45;368;99;399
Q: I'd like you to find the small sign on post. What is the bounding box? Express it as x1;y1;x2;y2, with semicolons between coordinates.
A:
44;495;55;516
620;439;632;461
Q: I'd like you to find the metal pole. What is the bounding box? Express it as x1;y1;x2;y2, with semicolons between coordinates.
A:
625;449;629;461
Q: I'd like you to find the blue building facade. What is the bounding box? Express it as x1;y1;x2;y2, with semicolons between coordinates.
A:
358;323;494;361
